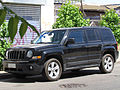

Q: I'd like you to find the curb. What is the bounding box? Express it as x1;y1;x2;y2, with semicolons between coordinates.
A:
0;72;12;80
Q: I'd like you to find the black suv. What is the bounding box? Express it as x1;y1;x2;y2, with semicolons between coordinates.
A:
3;27;119;81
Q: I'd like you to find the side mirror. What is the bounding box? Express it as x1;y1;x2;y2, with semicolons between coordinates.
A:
65;38;75;46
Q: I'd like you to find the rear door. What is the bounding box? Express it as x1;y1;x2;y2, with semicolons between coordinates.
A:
85;29;102;65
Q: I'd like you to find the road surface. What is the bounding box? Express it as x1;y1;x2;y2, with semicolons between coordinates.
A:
0;61;120;90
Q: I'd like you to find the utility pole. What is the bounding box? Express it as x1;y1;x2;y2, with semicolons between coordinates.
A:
80;0;86;17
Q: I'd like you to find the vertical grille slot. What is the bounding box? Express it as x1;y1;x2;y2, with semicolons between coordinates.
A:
8;50;26;60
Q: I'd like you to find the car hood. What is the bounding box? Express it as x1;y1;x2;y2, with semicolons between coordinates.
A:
13;44;60;50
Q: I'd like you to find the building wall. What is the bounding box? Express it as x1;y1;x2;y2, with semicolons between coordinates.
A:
2;0;46;5
5;4;41;46
84;11;104;16
54;3;62;22
3;0;54;46
41;0;54;31
116;8;120;16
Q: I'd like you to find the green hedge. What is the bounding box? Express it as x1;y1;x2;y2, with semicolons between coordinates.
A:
100;9;120;43
52;1;90;29
0;21;11;70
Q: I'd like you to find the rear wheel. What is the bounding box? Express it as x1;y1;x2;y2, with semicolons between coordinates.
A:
42;58;62;81
99;54;114;73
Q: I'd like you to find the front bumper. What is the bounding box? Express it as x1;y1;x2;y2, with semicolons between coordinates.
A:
2;60;44;75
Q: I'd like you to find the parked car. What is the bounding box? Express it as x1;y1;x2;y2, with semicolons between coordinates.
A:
3;27;119;81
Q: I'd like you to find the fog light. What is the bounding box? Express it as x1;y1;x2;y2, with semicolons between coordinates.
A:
29;66;33;70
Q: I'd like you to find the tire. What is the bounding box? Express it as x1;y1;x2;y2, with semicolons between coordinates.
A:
99;54;114;73
42;58;62;81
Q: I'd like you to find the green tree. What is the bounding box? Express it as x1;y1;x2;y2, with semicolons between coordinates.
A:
0;0;40;42
53;1;89;29
0;21;11;70
100;9;120;43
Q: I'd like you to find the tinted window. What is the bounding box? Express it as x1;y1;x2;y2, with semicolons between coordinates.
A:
95;30;101;41
68;30;85;43
86;29;97;41
100;29;115;41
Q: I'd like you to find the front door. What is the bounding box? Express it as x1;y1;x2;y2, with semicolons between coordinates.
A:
63;30;88;68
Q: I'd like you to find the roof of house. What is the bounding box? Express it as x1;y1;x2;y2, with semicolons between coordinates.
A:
105;5;120;9
75;3;120;12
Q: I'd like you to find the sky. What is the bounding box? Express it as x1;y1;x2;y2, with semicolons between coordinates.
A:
84;0;120;5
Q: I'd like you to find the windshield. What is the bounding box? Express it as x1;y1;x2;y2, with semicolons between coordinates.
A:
32;30;66;44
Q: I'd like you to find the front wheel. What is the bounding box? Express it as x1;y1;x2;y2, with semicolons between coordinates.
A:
42;58;62;81
99;54;114;73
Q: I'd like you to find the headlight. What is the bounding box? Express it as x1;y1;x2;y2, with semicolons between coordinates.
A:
6;51;8;59
27;50;33;58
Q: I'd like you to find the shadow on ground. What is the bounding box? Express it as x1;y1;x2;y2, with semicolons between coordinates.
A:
0;68;102;83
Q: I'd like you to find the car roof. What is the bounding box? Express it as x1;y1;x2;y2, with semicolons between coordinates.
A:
52;26;110;31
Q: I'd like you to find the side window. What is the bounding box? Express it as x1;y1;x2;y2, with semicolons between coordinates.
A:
100;29;115;41
86;29;97;42
68;30;85;44
95;30;101;41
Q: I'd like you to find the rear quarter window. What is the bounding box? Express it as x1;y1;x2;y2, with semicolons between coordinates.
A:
85;29;99;42
100;29;115;42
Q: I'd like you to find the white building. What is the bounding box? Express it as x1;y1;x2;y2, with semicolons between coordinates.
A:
2;0;54;45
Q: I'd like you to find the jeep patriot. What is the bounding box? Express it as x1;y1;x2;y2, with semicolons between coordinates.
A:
3;27;119;81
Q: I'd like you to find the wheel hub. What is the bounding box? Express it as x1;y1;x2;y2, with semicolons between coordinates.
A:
48;62;60;79
104;56;113;72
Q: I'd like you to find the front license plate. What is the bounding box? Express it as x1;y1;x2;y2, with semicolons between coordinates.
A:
8;63;16;68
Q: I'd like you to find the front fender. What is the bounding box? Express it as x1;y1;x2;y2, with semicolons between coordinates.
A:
41;49;64;62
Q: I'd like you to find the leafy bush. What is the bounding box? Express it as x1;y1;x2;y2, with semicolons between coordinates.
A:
100;9;120;43
0;21;11;70
52;1;90;29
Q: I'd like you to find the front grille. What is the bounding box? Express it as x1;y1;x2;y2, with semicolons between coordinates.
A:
8;50;26;60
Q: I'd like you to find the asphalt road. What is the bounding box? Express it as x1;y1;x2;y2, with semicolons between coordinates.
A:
0;61;120;90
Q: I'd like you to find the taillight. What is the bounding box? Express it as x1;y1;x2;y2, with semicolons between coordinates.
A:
116;42;118;50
